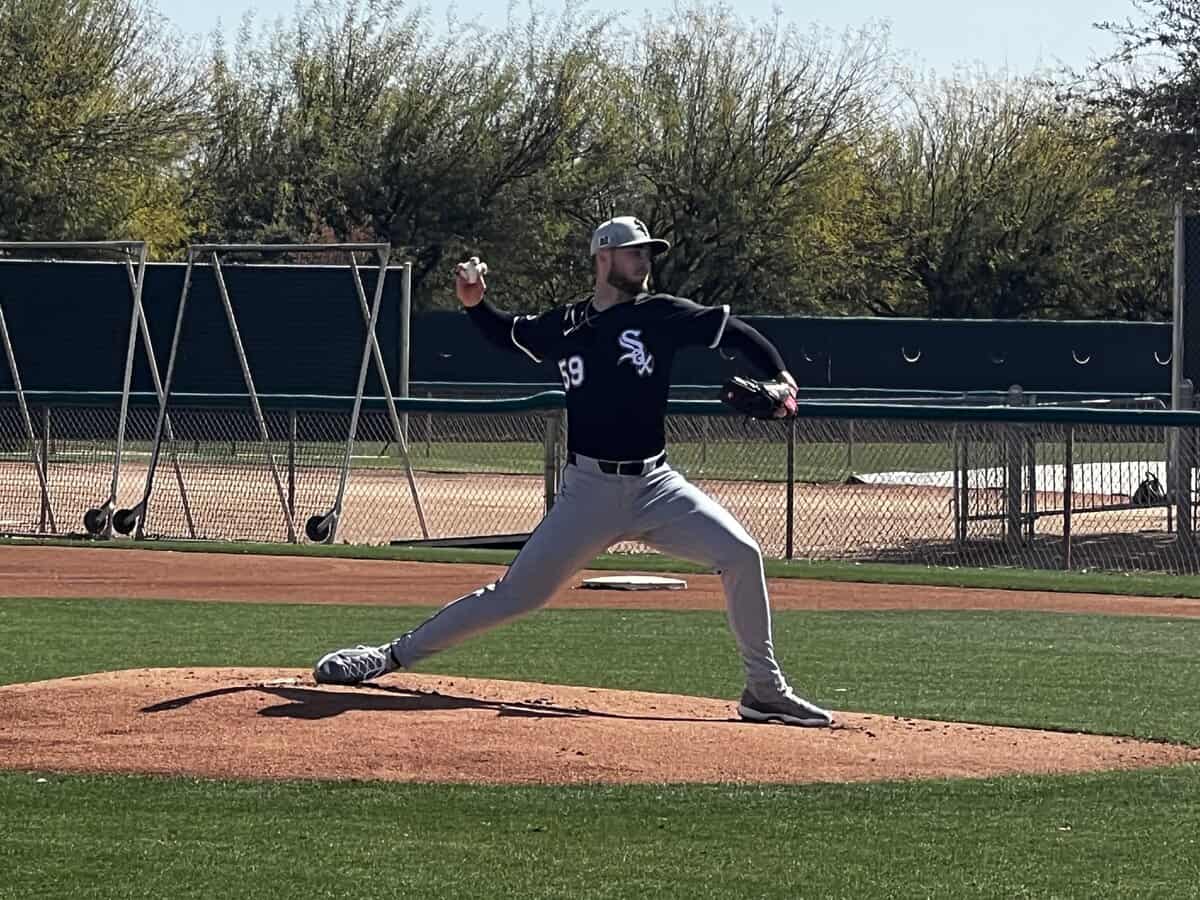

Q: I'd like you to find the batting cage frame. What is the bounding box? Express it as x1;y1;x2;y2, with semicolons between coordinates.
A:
119;243;428;544
0;240;162;538
0;301;55;531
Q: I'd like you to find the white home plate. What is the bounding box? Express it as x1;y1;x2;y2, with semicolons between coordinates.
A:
580;575;687;591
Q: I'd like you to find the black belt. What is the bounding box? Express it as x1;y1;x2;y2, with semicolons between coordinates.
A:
567;451;667;476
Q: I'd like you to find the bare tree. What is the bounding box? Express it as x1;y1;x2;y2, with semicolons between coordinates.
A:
1074;0;1200;197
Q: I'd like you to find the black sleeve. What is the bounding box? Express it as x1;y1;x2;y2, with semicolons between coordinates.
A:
718;316;787;379
465;299;515;351
466;299;562;363
660;297;731;349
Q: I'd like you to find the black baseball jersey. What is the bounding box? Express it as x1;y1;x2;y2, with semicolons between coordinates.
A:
510;293;729;460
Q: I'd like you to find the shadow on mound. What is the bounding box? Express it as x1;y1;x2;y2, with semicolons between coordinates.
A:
5;667;1197;784
141;682;730;725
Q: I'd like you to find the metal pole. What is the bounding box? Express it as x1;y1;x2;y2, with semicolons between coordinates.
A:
135;255;195;540
288;407;297;517
952;425;961;544
400;261;412;446
1005;386;1024;542
210;252;297;542
346;254;428;538
323;248;393;541
1172;201;1186;414
188;242;389;253
122;254;196;538
173;456;198;540
1026;429;1037;541
39;405;49;533
1181;380;1195;540
104;243;149;536
543;411;558;513
959;436;970;542
786;417;795;560
1170;201;1187;536
1063;427;1073;570
0;305;55;532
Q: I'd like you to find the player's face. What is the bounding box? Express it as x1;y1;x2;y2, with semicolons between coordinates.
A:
605;246;652;295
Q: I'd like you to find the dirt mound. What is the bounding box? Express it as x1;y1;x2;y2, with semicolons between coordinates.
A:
1;668;1196;785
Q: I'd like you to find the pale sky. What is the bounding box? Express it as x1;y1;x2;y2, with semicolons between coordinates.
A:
155;0;1138;77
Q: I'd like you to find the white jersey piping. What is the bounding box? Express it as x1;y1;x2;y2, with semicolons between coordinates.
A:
510;316;542;363
709;305;731;348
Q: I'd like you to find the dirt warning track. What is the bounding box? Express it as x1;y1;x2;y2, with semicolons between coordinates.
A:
3;544;1200;618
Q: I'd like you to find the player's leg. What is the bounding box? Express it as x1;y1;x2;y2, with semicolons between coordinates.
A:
313;465;623;684
632;466;833;726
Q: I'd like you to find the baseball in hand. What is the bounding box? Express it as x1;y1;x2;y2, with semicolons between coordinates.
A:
459;257;488;284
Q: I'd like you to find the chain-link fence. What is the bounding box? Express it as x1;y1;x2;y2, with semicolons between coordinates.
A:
413;381;1173;408
4;391;1200;572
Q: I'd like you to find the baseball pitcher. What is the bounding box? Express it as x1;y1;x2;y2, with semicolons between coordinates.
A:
314;216;833;727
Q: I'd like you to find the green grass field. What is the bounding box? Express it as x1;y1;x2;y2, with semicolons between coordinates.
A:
7;436;1171;483
316;437;1174;483
4;770;1198;900
2;578;1200;898
1;598;1198;740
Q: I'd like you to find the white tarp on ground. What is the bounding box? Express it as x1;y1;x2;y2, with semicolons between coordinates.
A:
851;460;1167;497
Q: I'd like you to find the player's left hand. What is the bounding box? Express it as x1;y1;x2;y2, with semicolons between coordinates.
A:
719;376;798;420
772;370;798;418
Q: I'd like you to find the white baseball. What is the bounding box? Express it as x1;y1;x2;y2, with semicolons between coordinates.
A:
460;258;488;284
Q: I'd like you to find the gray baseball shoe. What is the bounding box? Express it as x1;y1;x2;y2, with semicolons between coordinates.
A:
313;643;398;685
738;687;834;727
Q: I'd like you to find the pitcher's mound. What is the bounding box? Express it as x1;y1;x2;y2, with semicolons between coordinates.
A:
1;668;1196;784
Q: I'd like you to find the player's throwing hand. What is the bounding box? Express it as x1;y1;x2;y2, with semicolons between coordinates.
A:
454;257;488;308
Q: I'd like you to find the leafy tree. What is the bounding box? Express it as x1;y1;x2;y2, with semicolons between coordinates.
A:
869;73;1116;318
1055;157;1172;320
186;0;422;247
360;6;619;308
189;1;617;308
3;0;1165;320
614;5;891;312
1078;0;1200;197
0;0;204;246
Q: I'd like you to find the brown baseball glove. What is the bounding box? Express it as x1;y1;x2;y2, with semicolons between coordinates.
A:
719;376;798;419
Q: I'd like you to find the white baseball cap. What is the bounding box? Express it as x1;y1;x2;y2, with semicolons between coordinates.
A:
590;216;670;256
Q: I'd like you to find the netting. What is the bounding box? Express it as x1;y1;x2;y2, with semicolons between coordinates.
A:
0;403;148;536
138;406;337;542
2;394;1199;573
0;241;150;537
121;243;400;543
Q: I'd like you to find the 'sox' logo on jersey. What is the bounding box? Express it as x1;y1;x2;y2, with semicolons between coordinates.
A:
617;329;654;377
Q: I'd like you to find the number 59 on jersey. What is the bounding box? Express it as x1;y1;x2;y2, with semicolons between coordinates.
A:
558;355;585;390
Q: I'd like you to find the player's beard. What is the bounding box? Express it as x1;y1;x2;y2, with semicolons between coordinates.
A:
606;269;649;297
